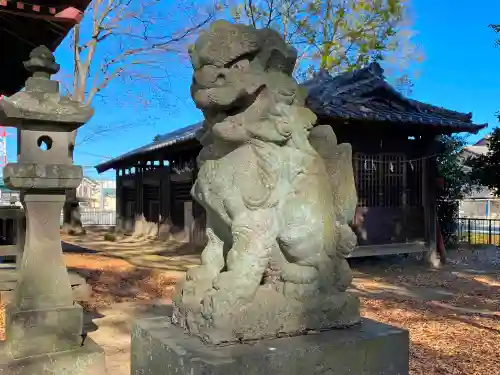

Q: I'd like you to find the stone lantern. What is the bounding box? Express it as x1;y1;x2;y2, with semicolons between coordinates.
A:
0;46;105;373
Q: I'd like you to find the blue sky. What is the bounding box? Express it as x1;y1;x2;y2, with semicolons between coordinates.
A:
5;1;499;180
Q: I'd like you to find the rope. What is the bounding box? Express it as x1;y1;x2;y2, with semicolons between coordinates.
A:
352;153;440;163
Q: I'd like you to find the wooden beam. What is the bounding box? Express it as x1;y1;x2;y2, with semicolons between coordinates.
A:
0;245;18;257
348;241;426;258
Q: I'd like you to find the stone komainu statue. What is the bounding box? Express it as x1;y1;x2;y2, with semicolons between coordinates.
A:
172;20;361;345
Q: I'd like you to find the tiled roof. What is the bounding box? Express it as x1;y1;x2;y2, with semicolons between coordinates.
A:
473;135;490;146
303;63;487;133
464;145;488;156
95;122;202;173
96;63;487;173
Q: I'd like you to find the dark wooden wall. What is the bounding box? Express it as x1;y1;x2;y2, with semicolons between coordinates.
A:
114;148;206;245
332;123;436;247
112;123;437;248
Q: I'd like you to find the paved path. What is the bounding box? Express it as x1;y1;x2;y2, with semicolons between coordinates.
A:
84;300;173;375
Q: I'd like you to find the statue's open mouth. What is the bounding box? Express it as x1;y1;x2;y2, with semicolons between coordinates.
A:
222;85;265;118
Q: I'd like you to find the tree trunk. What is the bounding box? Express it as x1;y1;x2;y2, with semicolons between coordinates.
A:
61;188;84;235
61;131;84;235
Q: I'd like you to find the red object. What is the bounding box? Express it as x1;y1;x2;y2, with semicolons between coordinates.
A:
0;5;83;24
436;219;445;258
55;7;83;23
437;177;445;189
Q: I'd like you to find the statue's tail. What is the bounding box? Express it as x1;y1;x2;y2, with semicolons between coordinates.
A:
308;125;357;225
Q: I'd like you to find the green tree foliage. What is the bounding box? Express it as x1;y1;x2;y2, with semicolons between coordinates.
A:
468;128;500;196
227;0;422;80
469;24;500;195
436;135;473;246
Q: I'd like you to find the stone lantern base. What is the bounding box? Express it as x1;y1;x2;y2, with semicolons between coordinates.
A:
0;337;106;375
5;303;84;358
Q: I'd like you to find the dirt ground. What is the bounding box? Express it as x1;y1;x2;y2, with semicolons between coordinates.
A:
1;231;499;375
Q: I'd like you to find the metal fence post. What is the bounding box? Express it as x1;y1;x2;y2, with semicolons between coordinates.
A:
467;218;471;244
489;219;492;245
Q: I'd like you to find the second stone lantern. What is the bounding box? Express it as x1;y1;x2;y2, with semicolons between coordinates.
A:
0;46;105;374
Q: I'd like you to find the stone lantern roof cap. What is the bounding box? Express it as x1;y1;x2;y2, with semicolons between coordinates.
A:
0;45;93;132
24;46;61;78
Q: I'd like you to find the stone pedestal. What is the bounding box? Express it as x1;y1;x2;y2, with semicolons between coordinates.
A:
5;303;83;358
0;338;106;375
0;181;106;375
131;316;409;375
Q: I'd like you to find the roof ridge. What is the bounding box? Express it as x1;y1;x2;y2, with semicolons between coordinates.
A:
95;121;202;173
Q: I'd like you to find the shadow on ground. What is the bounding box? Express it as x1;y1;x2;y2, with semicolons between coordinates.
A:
69;266;178;312
62;237;201;272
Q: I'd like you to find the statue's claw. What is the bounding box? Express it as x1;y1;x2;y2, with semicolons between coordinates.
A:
186;266;217;282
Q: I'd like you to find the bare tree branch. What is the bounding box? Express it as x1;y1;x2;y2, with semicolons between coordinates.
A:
62;0;220;232
66;0;218;147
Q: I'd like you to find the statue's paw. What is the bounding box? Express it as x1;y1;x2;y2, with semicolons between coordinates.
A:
212;271;236;291
202;289;240;319
201;289;216;318
186;266;216;282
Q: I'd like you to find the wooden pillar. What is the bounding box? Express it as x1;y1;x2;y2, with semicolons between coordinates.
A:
422;151;429;243
135;162;144;218
159;160;171;224
402;158;408;243
422;135;442;267
115;168;124;232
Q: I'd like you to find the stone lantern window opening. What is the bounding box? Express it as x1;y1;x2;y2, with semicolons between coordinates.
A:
36;135;52;151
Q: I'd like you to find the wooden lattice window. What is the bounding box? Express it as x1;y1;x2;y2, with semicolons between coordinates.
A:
406;158;423;207
148;200;160;223
353;153;422;208
172;181;192;201
125;201;136;219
